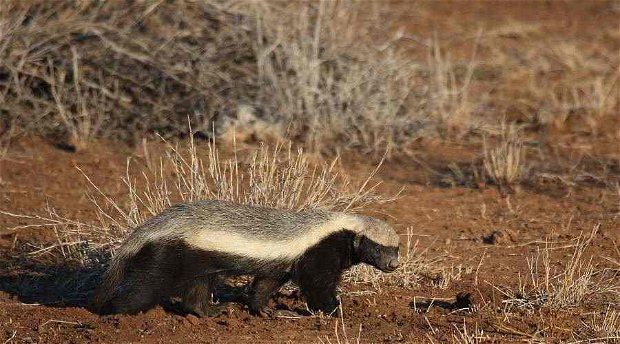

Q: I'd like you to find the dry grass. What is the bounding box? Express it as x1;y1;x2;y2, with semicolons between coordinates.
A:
565;306;620;343
0;0;256;145
249;2;489;154
450;321;489;344
579;306;620;343
483;122;525;193
496;226;619;312
47;47;107;151
317;305;363;344
0;126;10;184
427;31;482;138
249;1;423;154
5;135;397;269
481;22;619;132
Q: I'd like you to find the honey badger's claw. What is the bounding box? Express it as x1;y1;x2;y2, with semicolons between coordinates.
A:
249;306;274;318
258;307;274;318
194;304;227;317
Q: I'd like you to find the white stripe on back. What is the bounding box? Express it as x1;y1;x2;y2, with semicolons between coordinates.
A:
185;215;362;261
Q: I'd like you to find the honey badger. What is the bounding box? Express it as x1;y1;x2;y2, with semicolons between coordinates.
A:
92;200;400;317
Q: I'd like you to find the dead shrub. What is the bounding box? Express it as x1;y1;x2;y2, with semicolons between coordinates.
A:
0;0;256;145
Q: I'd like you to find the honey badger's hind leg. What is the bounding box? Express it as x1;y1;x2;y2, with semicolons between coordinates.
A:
180;275;226;317
107;279;161;314
107;263;171;314
248;275;289;317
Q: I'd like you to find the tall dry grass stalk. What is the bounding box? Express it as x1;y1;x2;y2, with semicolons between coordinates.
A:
428;31;481;137
483;122;525;192
47;47;107;150
584;306;620;342
317;305;363;344
451;321;489;344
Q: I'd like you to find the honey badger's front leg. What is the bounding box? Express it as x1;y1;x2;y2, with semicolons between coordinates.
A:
248;275;288;317
293;231;356;315
297;267;341;315
181;276;226;317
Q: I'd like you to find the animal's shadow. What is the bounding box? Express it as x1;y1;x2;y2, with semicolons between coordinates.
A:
0;259;102;309
0;259;251;315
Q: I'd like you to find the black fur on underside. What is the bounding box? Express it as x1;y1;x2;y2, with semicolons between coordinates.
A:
95;230;397;316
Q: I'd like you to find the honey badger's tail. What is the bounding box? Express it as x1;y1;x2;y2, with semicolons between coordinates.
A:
91;239;145;313
90;205;189;313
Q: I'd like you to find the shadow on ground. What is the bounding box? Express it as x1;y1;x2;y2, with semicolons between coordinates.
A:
0;258;102;309
0;257;262;316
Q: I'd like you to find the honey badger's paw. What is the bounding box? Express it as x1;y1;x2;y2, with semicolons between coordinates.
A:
182;302;227;317
249;306;275;318
273;310;301;318
203;304;228;317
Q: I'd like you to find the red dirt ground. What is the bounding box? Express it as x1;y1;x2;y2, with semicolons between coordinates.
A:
0;1;619;343
0;131;617;343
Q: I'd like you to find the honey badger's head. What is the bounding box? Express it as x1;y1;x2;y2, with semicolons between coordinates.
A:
353;216;400;272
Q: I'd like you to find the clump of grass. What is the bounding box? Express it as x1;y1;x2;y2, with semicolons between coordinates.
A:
483;122;525;194
581;306;620;343
496;226;619;312
451;320;489;344
428;31;481;138
440;162;485;188
46;48;107;151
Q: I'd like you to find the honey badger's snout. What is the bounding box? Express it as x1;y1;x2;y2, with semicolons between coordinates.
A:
387;256;400;271
383;249;400;272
